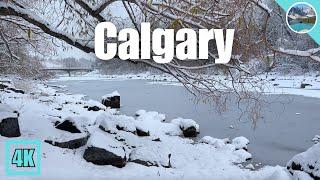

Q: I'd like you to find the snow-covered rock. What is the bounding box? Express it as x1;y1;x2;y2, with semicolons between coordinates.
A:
0;103;20;137
292;170;313;180
135;124;150;136
232;136;250;150
45;132;89;149
83;131;126;167
129;145;171;167
233;149;252;161
245;163;255;170
102;91;120;98
266;166;292;180
0;103;18;119
55;116;88;133
84;100;106;111
135;110;166;122
171;118;199;137
287;143;320;179
96;112;136;134
199;136;226;148
101;91;120;108
312;135;320;144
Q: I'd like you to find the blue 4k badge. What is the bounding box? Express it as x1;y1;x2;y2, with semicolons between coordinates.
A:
275;0;320;44
5;139;41;176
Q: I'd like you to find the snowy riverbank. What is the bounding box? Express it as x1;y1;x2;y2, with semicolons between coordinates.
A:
52;71;320;99
0;78;318;179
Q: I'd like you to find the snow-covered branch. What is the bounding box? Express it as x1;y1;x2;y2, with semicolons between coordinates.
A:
277;48;320;63
0;2;94;53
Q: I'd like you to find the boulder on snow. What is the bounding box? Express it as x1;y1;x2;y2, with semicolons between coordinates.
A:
44;133;89;149
0;117;21;137
129;146;172;168
83;131;126;168
136;128;150;136
55;116;87;133
101;91;120;109
97;112;136;134
135;124;150;136
84;100;106;111
300;83;312;89
287;143;320;179
182;126;198;137
87;106;101;111
0;104;20;137
171;118;199;137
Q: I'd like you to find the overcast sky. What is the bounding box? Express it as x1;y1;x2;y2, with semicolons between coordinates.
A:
54;1;127;60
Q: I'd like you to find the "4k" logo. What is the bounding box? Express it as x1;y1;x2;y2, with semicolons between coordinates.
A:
12;149;35;167
5;140;41;176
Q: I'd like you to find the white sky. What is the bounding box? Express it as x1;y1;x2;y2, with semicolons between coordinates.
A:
53;1;128;60
56;45;96;60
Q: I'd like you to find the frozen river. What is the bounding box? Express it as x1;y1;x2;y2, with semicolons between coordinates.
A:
50;79;320;166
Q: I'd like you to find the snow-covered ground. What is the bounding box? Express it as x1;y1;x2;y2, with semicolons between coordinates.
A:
0;78;301;179
52;71;320;98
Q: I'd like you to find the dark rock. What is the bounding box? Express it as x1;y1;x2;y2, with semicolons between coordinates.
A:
0;83;8;89
300;83;312;89
136;128;150;136
99;125;116;134
152;138;161;142
54;121;60;126
290;161;302;171
44;135;89;149
83;147;126;168
102;96;120;109
130;159;158;167
7;88;24;94
55;120;81;133
182;126;198;137
129;152;172;168
116;125;124;131
87;106;101;111
0;117;21;137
